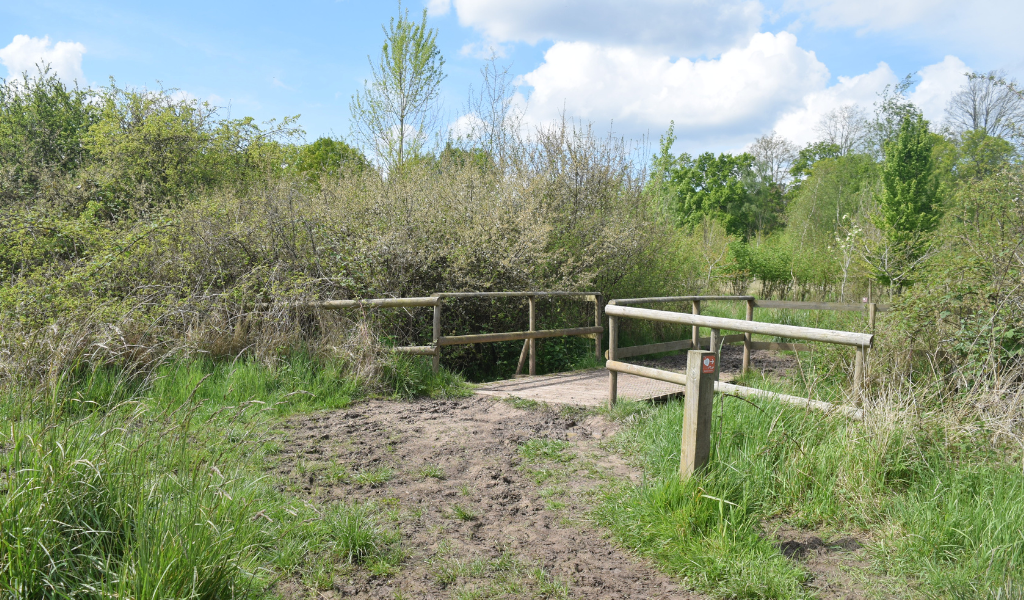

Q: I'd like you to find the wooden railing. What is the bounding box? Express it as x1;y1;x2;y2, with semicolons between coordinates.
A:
607;295;886;374
269;292;603;375
604;303;873;414
431;292;602;376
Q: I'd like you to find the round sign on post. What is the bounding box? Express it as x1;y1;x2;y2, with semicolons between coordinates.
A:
702;355;716;374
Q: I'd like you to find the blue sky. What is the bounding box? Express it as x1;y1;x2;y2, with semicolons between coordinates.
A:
3;0;1022;155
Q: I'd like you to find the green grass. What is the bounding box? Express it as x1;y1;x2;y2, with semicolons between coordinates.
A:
352;466;394;487
421;464;446;480
452;504;477;521
0;352;467;596
429;542;570;599
518;439;576;463
594;397;1024;599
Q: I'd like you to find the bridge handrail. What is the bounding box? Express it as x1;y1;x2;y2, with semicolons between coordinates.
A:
605;304;872;348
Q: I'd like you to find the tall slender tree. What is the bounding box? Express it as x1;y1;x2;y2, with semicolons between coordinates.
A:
350;3;445;173
870;112;941;287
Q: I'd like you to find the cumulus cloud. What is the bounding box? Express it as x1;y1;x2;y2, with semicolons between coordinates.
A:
450;0;763;57
771;55;970;147
0;35;86;84
772;62;897;146
908;55;969;124
519;32;828;146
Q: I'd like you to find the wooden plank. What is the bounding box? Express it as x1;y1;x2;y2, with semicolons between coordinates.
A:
748;341;811;352
528;296;536;376
437;326;604;347
611;295;753;306
606;360;689;386
743;299;754;375
431;291;597;299
515;339;529;376
321;297;439;308
716;382;863;420
753;300;889;312
432;303;442;373
681;350;716;478
692;299;701;351
608;338;693;359
602;365;863;420
605;305;872;348
393;346;436;355
608;315;619;407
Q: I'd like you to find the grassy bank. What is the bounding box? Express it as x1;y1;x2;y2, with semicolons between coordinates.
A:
0;354;467;597
596;393;1024;599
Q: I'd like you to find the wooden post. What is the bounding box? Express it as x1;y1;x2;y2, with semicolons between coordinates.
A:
866;302;877;378
681;350;717;479
710;328;720;358
594;294;603;360
691;300;701;350
853;345;864;407
608;315;619;408
528;295;537;376
432;301;442;374
515;340;529;376
742;299;753;375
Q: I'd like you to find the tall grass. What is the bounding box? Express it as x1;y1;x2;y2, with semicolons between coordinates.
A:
596;389;1024;599
0;352;466;596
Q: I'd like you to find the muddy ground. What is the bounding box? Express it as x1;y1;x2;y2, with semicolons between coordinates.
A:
270;397;699;599
267;385;875;599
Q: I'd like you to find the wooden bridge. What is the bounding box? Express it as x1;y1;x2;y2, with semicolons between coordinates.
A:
273;292;883;417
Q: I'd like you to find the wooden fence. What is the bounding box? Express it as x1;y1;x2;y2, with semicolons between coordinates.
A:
607;295;886;375
271;292;603;375
604;303;873;414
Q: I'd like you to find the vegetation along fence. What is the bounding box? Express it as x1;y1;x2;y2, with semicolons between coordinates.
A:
604;298;874;420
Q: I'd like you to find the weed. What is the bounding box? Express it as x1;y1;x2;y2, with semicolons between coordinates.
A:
452;504;477;521
518;438;576;463
421;464;446;480
352;466;394;487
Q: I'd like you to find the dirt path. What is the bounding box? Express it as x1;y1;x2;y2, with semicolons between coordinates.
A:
269;397;704;599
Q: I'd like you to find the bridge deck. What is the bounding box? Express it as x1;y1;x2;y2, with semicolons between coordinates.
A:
474;368;685;407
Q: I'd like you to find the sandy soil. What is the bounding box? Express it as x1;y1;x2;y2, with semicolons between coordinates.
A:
269;397;704;599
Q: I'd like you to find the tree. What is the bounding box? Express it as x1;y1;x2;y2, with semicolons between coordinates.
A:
670;152;758;238
294;137;368;179
816;105;867;157
870;113;941;287
350;4;445;172
945;71;1024;140
789;141;843;179
748;130;797;192
868;74;919;160
0;66;96;205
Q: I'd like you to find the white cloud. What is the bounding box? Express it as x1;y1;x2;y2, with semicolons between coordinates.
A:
448;112;486;140
771;55;970;147
426;0;452;16
773;62;897;146
520;32;829;147
451;0;763;57
0;35;87;84
783;0;1024;63
909;55;969;124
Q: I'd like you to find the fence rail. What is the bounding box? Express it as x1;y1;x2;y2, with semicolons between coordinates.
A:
268;292;602;375
606;303;872;409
